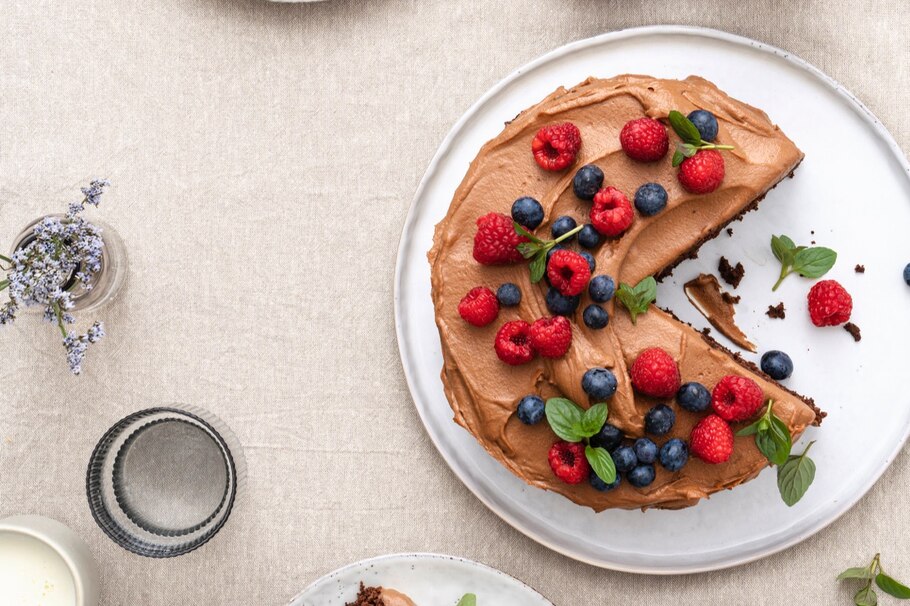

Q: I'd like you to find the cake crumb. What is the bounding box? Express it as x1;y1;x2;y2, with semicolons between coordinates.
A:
701;327;712;336
721;292;741;305
766;302;786;319
718;257;745;289
844;322;862;342
855;264;865;273
726;228;734;237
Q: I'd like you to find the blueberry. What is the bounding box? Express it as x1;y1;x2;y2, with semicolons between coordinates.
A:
588;275;615;303
659;438;688;472
573;164;604;200
578;224;602;249
612;445;637;473
634;183;668;217
904;262;910;286
687;109;719;142
511;196;544;230
583;304;609;329
644;404;676;436
582;367;618;400
676;382;711;412
633;438;658;464
590;471;621;492
589;422;623;451
551;216;578;241
545;287;580;316
627;464;656;488
496;283;522;307
516;395;545;425
579;251;596;272
761;350;794;380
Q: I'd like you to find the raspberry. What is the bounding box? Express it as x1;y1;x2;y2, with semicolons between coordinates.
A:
494;320;535;365
472;212;528;265
457;287;499;327
529;316;572;358
547;440;590;484
532;123;582;171
689;414;734;464
590;187;634;237
630;347;680;398
619;117;669;162
546;249;591;296
678;149;725;194
711;375;764;422
807;279;853;327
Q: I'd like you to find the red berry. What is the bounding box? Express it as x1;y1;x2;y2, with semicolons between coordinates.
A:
711;375;764;422
630;347;680;398
494;320;535;365
689;414;734;464
546;249;591;296
532;123;582;171
529;316;572;358
590;187;634;237
619;117;669;162
547;440;590;484
457;286;499;327
472;212;528;265
678;149;725;194
807;279;853;327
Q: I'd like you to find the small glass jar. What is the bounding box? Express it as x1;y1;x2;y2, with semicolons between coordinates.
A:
9;215;127;313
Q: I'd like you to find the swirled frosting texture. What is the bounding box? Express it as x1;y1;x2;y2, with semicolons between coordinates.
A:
429;75;817;510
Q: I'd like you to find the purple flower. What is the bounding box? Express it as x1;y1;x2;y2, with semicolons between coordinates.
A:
1;180;110;374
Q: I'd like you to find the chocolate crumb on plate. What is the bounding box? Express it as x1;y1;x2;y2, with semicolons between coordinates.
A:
726;228;734;236
718;256;745;288
766;302;786;319
844;322;862;342
855;264;865;273
721;292;741;305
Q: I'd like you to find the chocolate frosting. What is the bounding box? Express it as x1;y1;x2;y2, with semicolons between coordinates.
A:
428;75;817;510
684;273;756;352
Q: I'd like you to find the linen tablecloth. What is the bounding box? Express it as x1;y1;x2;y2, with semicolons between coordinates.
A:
1;1;907;603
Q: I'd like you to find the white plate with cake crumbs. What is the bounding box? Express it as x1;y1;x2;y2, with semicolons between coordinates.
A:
395;25;910;573
286;553;552;606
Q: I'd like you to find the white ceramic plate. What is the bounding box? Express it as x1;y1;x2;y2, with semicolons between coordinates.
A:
286;553;552;606
394;25;910;573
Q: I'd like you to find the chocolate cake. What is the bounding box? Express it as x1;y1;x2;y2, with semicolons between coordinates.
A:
429;75;822;510
347;583;416;606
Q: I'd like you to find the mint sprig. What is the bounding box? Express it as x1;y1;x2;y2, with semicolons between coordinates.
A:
615;276;656;324
514;221;584;283
456;594;478;606
737;401;816;505
668;110;735;167
839;553;910;604
736;399;792;466
770;234;837;291
544;397;616;483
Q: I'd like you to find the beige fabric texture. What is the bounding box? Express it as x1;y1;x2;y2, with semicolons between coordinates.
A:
1;1;908;604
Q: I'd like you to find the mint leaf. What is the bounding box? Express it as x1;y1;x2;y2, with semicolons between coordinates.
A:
579;403;609;438
671;149;684;167
876;573;910;599
855;584;878;606
528;253;546;283
545;397;585;442
585;445;616;484
793;247;837;279
668;110;702;146
456;594;477;606
777;442;816;506
839;567;876;581
616;276;657;325
771;234;796;265
513;222;542;245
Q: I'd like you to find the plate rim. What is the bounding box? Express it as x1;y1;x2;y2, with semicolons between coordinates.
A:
393;24;910;574
285;552;554;605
